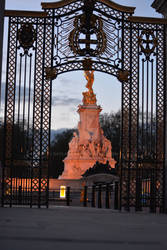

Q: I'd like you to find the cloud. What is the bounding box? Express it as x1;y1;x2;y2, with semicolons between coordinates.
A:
52;95;81;107
0;82;33;104
0;81;81;109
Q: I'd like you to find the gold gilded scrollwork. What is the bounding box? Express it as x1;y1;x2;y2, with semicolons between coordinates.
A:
82;58;93;71
18;23;36;54
117;70;129;82
45;67;57;80
69;14;106;57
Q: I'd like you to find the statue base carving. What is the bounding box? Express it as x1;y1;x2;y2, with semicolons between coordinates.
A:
60;103;116;180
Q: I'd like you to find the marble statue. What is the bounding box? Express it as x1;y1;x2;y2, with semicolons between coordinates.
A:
59;71;116;179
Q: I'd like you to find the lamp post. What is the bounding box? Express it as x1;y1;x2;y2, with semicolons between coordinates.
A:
0;0;5;107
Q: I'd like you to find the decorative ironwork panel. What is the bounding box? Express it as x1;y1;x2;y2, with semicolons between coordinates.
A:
121;20;166;210
43;0;133;78
156;25;165;165
2;13;52;207
31;19;45;206
40;16;53;206
1;1;166;212
3;17;18;205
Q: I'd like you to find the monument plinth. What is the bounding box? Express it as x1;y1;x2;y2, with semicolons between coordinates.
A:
60;71;116;179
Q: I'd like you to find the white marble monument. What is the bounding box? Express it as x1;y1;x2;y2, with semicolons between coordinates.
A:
60;70;116;179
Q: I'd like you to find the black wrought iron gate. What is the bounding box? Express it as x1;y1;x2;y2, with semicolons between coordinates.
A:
0;0;166;210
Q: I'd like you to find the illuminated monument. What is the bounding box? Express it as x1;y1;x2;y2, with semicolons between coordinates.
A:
60;71;116;179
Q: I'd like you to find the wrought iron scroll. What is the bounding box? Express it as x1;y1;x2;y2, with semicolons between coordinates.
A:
43;0;133;78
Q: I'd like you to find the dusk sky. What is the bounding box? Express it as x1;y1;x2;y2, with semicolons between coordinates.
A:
3;1;161;130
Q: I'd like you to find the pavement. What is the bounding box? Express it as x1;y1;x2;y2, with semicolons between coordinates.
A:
0;206;167;250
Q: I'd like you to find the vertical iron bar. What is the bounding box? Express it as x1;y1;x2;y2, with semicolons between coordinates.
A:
1;16;11;207
120;12;125;211
47;10;55;208
0;0;5;108
23;54;27;131
126;21;133;212
31;19;39;208
163;24;167;213
151;60;154;154
142;59;145;158
136;24;140;211
146;60;149;155
17;54;22;125
10;18;18;207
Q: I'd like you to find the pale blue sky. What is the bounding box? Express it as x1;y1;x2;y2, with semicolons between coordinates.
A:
3;1;161;130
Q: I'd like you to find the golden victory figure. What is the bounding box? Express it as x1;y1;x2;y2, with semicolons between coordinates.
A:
83;70;97;105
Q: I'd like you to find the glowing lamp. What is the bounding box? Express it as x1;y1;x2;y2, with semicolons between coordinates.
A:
60;186;66;199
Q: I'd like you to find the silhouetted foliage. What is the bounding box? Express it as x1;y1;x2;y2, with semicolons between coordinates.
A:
82;161;117;177
49;129;76;178
0;121;33;177
100;111;121;162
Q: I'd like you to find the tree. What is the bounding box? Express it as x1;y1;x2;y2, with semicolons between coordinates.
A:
100;111;121;162
49;129;75;178
0;121;33;177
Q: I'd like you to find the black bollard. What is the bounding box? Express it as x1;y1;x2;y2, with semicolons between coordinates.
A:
150;171;156;213
114;181;119;210
83;186;88;207
66;187;70;206
18;185;22;205
91;185;96;207
135;169;142;211
105;184;110;209
98;184;102;208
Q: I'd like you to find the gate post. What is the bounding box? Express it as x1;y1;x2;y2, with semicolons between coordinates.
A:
0;0;5;106
152;0;167;213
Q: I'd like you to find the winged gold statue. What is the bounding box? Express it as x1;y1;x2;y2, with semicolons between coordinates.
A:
82;70;96;105
84;70;95;91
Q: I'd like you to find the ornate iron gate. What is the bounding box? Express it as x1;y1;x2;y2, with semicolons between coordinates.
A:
0;0;166;210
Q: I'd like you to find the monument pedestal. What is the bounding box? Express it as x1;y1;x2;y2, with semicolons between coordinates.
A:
60;103;116;179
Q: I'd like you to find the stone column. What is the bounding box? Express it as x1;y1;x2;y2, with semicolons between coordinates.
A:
152;0;167;212
0;0;5;107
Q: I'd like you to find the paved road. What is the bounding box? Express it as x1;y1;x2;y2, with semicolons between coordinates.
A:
0;206;167;250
